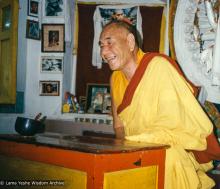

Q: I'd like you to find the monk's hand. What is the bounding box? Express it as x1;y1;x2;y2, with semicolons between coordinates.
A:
115;126;125;139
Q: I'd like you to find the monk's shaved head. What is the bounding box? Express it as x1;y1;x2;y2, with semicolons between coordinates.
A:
102;20;141;48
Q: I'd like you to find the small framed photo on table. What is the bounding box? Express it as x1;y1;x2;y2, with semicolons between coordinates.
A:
86;83;110;114
26;20;40;40
28;0;39;17
102;93;111;114
42;24;65;52
41;56;63;73
39;80;60;96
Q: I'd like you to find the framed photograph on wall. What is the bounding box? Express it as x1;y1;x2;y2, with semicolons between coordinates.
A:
86;83;110;114
41;56;63;73
28;0;39;17
42;0;65;17
42;24;65;52
39;80;60;96
26;19;40;40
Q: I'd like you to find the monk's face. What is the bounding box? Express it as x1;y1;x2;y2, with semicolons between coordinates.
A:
99;24;134;71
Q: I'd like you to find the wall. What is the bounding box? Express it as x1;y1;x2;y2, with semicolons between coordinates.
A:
24;0;75;117
0;0;75;133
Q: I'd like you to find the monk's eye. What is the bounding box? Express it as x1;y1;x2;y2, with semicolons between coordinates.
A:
107;41;113;47
99;42;103;47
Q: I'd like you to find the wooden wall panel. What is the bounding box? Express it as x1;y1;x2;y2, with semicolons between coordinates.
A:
0;0;18;104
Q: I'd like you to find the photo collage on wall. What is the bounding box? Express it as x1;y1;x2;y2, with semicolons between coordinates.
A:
26;0;65;96
26;0;41;40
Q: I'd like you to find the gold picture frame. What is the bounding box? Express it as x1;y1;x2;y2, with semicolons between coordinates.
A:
42;24;65;52
39;80;60;96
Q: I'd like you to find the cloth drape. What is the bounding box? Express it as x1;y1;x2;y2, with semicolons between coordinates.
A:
92;5;142;69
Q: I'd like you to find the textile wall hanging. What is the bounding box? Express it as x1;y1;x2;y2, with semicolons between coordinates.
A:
76;3;164;98
169;0;178;60
92;5;143;69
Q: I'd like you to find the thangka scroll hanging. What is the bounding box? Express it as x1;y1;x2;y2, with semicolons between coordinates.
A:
92;5;143;69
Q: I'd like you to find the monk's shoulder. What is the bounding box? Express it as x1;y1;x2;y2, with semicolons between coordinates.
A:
148;54;172;70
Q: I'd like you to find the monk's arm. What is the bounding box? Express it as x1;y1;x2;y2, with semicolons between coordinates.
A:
110;77;125;139
112;101;125;139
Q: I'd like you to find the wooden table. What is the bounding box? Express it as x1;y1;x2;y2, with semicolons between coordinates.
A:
0;134;169;189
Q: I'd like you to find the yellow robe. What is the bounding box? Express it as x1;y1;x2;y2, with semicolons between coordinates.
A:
111;52;215;189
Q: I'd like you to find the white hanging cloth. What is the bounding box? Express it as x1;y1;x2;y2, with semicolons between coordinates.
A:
92;5;143;69
64;0;71;42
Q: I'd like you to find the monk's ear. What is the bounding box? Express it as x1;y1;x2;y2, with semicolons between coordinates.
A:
127;33;135;52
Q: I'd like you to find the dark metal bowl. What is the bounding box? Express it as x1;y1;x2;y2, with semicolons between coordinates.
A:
15;116;45;136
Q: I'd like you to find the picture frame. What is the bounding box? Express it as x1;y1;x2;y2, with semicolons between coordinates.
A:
28;0;39;17
26;20;40;40
42;0;65;18
39;80;60;96
86;83;110;114
41;56;63;73
42;24;65;52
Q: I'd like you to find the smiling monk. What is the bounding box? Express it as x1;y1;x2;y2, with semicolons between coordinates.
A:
98;20;220;189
